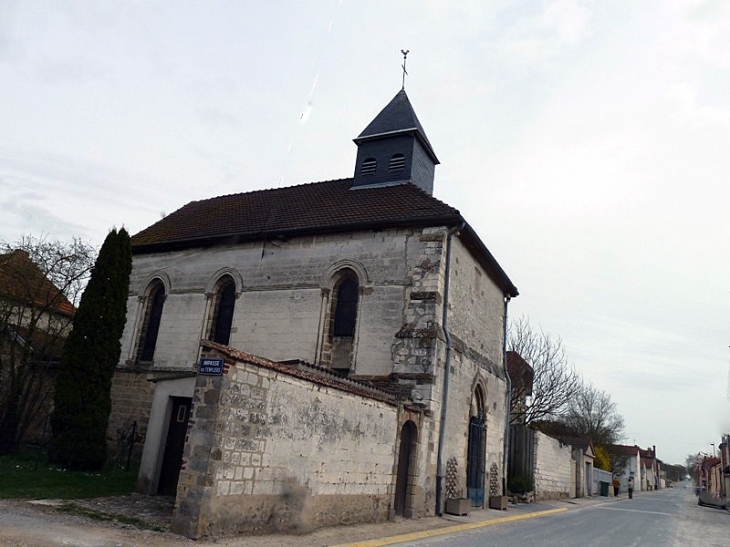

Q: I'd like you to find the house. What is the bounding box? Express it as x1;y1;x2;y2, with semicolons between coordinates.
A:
110;89;519;537
718;434;730;507
697;455;725;507
607;444;641;492
639;446;660;491
697;435;729;508
0;249;76;451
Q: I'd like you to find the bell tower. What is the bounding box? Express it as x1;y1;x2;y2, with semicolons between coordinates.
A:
352;89;439;195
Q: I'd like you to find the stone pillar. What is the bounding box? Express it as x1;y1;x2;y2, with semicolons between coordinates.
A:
170;351;229;538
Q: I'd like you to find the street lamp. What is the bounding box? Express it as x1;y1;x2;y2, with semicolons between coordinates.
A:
711;443;716;458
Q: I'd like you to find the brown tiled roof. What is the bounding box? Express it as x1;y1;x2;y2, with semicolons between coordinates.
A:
639;447;656;458
607;444;641;456
131;179;519;297
201;340;399;406
0;250;75;317
132;179;459;249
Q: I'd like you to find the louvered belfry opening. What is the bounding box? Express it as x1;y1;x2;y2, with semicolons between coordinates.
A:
360;157;377;176
389;153;405;172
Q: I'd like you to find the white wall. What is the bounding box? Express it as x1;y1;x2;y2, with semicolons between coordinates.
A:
533;432;572;500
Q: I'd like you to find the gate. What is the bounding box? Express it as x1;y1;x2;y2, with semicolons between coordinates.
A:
466;416;486;506
508;425;535;487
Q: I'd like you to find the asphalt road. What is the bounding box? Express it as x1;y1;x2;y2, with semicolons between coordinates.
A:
397;488;728;547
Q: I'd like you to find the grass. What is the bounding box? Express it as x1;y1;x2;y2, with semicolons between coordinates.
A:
0;448;138;500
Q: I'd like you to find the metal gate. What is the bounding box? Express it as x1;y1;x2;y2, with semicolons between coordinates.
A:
467;416;486;506
508;424;535;486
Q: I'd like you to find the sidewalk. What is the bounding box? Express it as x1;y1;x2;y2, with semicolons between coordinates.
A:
58;493;625;547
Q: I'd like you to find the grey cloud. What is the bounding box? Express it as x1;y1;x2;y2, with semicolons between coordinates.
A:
34;55;109;84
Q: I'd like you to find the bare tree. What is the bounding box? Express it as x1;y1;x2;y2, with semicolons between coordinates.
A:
608;451;629;475
685;453;701;484
508;316;582;425
0;235;95;454
663;462;687;483
562;383;625;446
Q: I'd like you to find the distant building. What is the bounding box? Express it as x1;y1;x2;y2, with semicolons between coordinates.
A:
606;444;663;492
0;249;75;448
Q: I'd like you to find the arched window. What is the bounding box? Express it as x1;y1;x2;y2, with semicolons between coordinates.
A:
333;276;358;337
137;279;165;363
473;384;486;420
326;269;360;372
360;157;377;176
210;276;236;345
389;153;405;172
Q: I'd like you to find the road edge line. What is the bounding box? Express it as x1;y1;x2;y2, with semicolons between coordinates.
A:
330;507;568;547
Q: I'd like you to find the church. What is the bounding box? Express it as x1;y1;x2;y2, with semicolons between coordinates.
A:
110;88;519;538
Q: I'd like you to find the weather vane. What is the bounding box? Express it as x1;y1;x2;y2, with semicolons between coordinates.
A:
401;49;409;90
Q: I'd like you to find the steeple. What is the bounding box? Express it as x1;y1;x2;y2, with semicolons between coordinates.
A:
352;90;439;195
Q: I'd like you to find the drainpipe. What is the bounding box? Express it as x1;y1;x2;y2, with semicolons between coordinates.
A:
435;222;464;516
502;295;512;496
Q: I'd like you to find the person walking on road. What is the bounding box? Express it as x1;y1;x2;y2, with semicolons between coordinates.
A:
612;476;620;497
628;476;635;499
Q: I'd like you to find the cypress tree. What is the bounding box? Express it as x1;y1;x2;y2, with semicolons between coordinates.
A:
49;228;132;470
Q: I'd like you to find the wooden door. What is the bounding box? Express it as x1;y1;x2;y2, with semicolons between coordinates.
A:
395;421;417;516
157;397;191;496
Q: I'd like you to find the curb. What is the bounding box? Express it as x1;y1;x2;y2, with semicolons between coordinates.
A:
330;507;568;547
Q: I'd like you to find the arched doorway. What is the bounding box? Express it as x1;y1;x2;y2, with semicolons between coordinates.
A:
466;386;486;507
394;420;417;517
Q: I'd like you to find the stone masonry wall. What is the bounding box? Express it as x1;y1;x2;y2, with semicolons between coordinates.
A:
533;432;572;501
108;369;154;460
436;235;509;503
119;229;423;373
172;348;400;539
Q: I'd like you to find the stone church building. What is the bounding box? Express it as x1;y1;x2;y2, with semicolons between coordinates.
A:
110;89;519;538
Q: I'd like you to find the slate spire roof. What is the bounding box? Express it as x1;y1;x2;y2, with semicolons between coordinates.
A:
354;89;439;164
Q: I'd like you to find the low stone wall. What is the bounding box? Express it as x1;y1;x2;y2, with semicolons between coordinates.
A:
171;345;401;538
108;369;154;459
533;432;572;501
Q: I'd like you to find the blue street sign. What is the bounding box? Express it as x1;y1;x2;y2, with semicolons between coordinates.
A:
199;357;224;376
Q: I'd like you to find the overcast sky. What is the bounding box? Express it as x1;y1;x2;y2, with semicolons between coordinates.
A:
1;0;728;465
